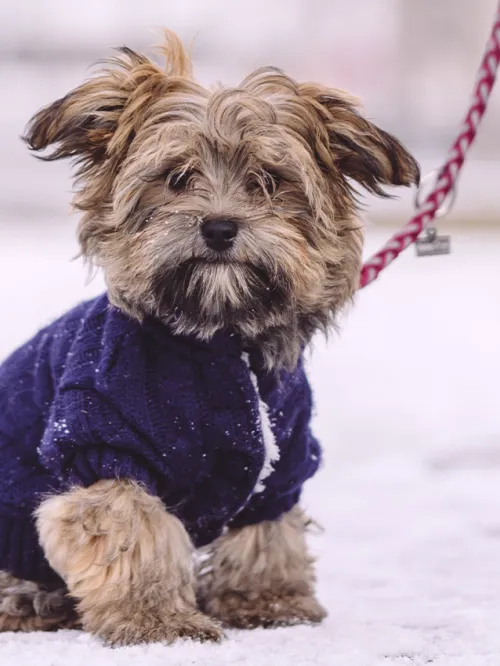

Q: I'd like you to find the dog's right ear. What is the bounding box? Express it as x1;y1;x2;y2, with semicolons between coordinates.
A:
23;32;192;170
24;49;151;167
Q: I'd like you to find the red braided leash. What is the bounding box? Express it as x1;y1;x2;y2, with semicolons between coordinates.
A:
359;2;500;289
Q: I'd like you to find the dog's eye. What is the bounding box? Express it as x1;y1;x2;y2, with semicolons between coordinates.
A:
169;169;194;192
262;170;280;194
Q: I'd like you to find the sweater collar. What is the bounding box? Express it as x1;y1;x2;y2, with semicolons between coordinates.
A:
107;299;265;365
139;315;246;361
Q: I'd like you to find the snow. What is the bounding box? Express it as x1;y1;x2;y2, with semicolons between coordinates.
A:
0;221;499;665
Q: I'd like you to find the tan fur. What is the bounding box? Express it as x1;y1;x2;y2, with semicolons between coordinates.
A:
0;612;79;632
197;507;326;628
0;571;78;631
11;29;420;643
35;480;222;645
23;31;418;370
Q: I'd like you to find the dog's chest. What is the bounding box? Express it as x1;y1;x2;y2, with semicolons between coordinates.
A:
138;348;291;495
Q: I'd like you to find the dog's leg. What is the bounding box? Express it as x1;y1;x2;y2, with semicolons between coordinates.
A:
36;480;223;645
0;571;78;632
197;506;327;628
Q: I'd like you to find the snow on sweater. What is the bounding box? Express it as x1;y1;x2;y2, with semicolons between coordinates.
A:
0;294;321;583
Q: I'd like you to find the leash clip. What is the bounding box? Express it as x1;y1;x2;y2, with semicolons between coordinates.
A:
414;170;454;257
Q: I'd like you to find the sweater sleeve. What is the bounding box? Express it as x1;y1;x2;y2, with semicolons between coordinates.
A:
39;387;163;495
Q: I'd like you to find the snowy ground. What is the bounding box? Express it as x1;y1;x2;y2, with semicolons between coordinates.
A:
0;221;499;665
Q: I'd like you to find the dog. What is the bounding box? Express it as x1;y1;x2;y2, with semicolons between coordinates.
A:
0;31;419;644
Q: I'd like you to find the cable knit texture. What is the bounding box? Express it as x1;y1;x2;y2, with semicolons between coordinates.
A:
0;294;321;584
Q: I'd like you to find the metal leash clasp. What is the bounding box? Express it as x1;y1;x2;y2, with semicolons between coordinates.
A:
414;169;455;257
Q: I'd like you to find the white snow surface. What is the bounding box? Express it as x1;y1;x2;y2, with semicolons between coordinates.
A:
0;222;499;665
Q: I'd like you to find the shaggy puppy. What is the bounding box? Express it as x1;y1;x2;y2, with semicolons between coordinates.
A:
0;32;419;644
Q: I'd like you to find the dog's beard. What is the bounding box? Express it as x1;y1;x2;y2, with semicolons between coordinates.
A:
152;259;294;340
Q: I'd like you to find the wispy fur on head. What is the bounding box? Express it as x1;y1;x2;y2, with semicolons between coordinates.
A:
24;30;419;369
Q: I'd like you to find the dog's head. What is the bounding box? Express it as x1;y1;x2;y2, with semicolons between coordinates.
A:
24;32;419;369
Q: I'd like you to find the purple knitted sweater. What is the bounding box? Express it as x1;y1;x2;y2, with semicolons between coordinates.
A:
0;294;321;584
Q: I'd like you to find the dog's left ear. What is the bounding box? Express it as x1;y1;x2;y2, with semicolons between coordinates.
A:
299;84;420;196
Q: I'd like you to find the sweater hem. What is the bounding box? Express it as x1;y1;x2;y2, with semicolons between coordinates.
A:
228;489;301;529
0;514;62;585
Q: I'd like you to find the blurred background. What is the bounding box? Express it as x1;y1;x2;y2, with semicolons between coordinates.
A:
1;0;499;224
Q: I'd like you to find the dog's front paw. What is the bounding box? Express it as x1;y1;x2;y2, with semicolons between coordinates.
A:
89;609;224;646
202;590;327;629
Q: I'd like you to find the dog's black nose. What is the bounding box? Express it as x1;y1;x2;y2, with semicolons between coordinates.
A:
201;218;238;252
